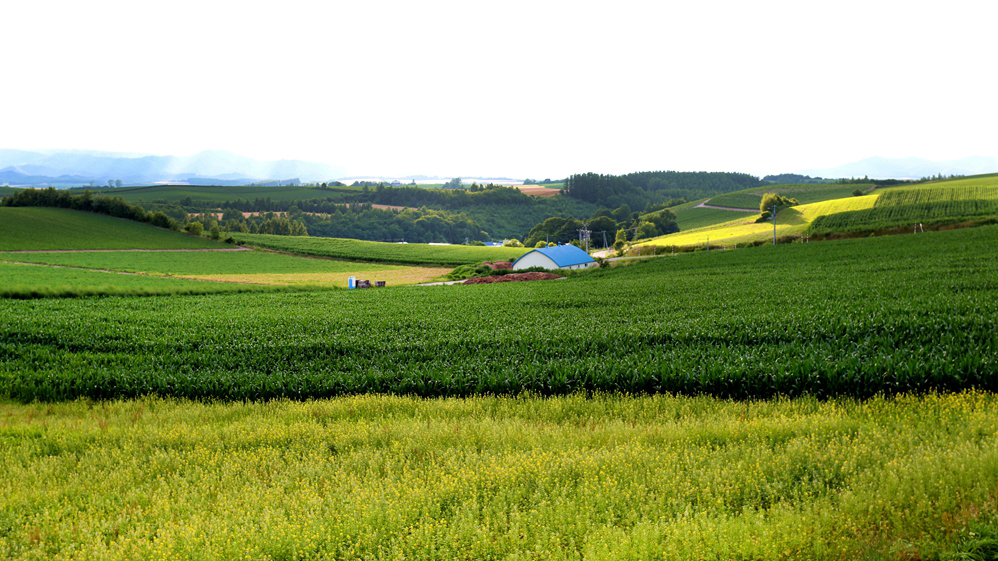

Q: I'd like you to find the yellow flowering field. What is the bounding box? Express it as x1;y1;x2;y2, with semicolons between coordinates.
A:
2;392;997;560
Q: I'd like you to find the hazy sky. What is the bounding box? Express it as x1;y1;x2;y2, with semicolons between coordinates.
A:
5;0;996;178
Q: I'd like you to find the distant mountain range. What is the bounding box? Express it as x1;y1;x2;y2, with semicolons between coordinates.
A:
798;156;998;180
0;149;348;187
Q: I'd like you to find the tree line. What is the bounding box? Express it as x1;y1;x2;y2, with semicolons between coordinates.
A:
562;171;764;209
2;187;308;240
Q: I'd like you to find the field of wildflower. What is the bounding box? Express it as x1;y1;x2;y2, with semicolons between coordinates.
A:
1;392;997;560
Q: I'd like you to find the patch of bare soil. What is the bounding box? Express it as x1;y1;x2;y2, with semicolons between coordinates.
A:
463;272;560;284
483;261;512;270
516;186;561;197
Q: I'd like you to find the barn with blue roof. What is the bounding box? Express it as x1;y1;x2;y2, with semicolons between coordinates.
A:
511;244;598;271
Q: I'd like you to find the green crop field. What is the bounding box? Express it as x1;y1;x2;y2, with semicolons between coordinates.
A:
0;250;450;289
235;233;530;265
810;183;998;234
670;199;755;231
3;224;996;402
0;208;223;250
1;392;996;560
0;261;273;298
3;225;998;560
703;191;763;209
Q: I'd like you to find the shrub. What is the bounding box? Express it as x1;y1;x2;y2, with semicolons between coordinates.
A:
185;221;204;236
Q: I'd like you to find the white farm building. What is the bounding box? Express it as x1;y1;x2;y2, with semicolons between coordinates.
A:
511;245;598;271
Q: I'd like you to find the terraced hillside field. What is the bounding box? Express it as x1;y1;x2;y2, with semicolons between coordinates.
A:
0;207;224;250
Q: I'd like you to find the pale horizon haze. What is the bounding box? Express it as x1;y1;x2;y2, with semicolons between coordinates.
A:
4;0;997;179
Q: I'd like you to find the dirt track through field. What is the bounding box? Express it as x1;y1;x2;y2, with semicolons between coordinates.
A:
2;259;270;285
694;201;758;212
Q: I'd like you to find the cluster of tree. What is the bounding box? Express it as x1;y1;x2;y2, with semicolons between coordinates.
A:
563;171;763;209
763;173;825;184
757;193;799;222
187;210;308;237
200;184;535;214
303;206;487;244
522;202;679;249
1;187;307;239
193;204;488;244
2;187;182;231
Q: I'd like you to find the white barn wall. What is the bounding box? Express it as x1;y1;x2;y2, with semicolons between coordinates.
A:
512;251;599;271
512;252;558;270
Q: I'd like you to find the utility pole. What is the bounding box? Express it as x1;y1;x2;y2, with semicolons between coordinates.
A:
602;230;608;249
578;221;591;252
771;204;778;245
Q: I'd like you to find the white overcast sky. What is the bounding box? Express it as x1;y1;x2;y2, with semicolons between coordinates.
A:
4;0;996;178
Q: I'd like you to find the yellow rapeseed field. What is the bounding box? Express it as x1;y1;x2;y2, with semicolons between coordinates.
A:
1;392;996;560
635;194;878;248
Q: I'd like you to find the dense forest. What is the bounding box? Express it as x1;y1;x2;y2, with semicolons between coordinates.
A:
563;171;763;208
190;205;489;244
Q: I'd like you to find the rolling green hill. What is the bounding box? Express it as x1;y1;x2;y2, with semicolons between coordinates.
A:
0;207;224;250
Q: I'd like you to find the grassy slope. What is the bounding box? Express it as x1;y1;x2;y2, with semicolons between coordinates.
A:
236;233;530;265
0;207;224;250
0;261;272;297
1;392;995;560
670;199;754;231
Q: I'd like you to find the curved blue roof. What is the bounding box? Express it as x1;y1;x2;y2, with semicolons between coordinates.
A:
513;244;595;268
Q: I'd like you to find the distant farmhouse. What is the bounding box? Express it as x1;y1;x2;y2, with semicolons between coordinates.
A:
511;245;597;271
